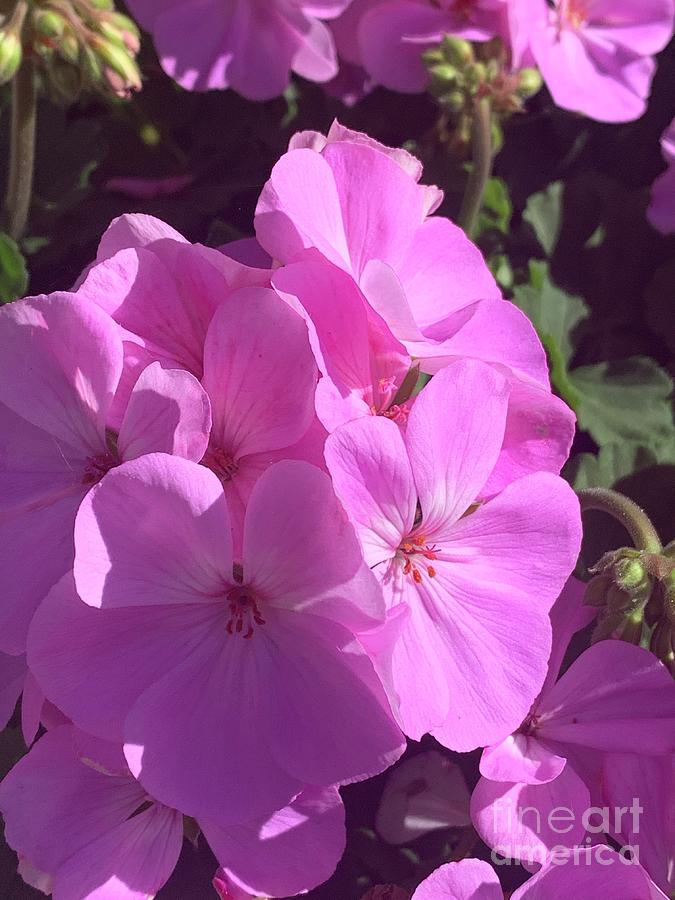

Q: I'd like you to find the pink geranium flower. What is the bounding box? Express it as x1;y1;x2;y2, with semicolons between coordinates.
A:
125;0;354;99
510;0;675;122
471;579;675;866
410;850;664;899
648;118;675;234
332;0;508;92
0;725;346;898
0;292;211;655
325;359;582;750
258;126;576;484
29;457;404;827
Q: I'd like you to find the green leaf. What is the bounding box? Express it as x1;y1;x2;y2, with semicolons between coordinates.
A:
567;437;675;490
523;181;563;256
570;358;674;446
477;177;512;235
0;232;28;304
512;260;588;408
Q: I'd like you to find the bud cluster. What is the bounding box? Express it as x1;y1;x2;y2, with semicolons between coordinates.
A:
422;36;542;150
586;544;675;673
0;0;141;102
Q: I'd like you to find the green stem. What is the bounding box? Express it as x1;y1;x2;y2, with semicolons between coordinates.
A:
3;55;37;240
578;488;662;555
458;96;492;238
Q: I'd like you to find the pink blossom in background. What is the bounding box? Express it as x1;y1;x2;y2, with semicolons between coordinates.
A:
331;0;508;93
29;457;404;827
410;850;666;899
325;359;582;751
603;753;674;896
103;173;195;200
259;126;576;483
125;0;355;99
509;0;675;122
0;726;184;899
471;578;675;866
375;750;471;844
0;293;211;655
648;118;675;234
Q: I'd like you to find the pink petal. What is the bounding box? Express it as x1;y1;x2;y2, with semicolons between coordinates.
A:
243;460;386;631
202;288;317;459
396;217;501;327
411;859;502;900
28;573;223;742
511;847;659;899
540;577;595;697
0;652;26;729
325;416;416;567
536;641;675;755
117;362;212;463
95;213;187;262
406;360;510;532
586;0;675;56
470;764;590;865
21;669;44;746
480;734;567;785
201;787;345;897
0;293;122;452
376;750;471;844
74;455;232;610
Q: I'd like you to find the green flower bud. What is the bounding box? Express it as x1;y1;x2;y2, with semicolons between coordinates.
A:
33;9;66;40
110;12;140;54
440;35;474;67
584;574;612;607
518;67;543;99
422;47;445;67
0;29;22;86
428;62;460;86
58;28;81;65
91;35;141;94
464;62;487;93
88;0;115;10
442;88;466;113
80;43;102;86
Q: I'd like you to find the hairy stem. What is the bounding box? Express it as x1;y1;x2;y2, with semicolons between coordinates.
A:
3;55;37;240
578;488;662;554
458;96;492;238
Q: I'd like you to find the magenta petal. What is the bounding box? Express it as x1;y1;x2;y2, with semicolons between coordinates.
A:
201;787;345;897
511;847;659;900
325;416;416;567
470;765;590;865
74;455;232;610
536;641;675;755
411;858;502;900
540;577;595;696
0;293;121;452
480;734;567;785
202;288;317;459
0;652;26;730
28;573;222;742
95;213;187;261
406;360;509;531
117;361;212;462
244;460;385;631
21;669;44;746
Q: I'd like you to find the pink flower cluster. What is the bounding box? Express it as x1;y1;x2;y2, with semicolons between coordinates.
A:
127;0;674;122
0;124;673;899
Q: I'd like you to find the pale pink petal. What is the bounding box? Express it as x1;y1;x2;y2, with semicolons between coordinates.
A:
411;858;502;900
587;0;675;56
201;787;345;897
28;573;223;742
290;16;339;84
405;360;510;532
325;120;426;181
74;455;232;610
540;577;595;697
396;217;501;327
325;416;416;567
511;847;659;899
244;460;385;631
95;213;187;262
536;641;675;755
202;288;316;459
376;750;471;844
117;362;211;463
480;734;567;785
470;764;590;865
0;293;122;452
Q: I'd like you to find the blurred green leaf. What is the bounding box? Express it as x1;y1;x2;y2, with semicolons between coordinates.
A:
477;176;512;235
567;437;675;490
512;260;588;408
0;233;28;303
523;181;563;256
571;358;674;446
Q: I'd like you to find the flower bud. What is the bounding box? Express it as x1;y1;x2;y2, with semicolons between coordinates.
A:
109;12;140;54
90;35;141;95
440;35;474;68
0;30;22;86
518;67;543;99
650;620;675;673
33;9;66;40
57;28;81;65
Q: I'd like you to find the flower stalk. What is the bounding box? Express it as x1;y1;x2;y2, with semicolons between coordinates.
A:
2;52;36;240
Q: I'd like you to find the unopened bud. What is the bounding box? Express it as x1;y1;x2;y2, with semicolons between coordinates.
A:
91;35;141;94
428;62;459;86
443;88;466;113
465;62;487;93
89;0;114;9
616;558;648;592
650;620;675;672
0;30;22;85
440;35;474;68
58;28;81;65
33;9;66;40
109;12;140;54
584;574;612;607
518;67;543;98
